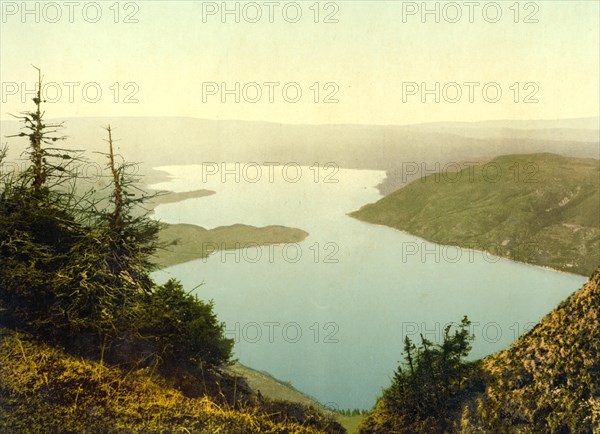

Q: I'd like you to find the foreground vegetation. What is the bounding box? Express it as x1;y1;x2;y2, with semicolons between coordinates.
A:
351;153;599;275
456;266;600;432
0;70;342;433
0;327;344;433
0;77;233;369
360;267;600;433
360;316;484;433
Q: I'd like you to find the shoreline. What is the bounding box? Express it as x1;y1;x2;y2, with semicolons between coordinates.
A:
153;223;310;269
146;189;216;213
348;216;588;279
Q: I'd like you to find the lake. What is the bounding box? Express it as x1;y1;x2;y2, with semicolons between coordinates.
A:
150;164;587;410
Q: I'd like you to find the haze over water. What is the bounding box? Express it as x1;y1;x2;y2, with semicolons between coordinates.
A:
151;165;587;410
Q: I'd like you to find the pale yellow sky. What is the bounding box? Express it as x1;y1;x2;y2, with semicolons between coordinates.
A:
1;1;598;124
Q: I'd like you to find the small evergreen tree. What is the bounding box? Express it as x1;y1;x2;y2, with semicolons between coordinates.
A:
60;126;160;342
99;125;160;291
1;68;233;372
361;316;483;433
0;68;83;333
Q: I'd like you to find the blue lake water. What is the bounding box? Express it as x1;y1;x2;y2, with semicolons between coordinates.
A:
150;164;587;410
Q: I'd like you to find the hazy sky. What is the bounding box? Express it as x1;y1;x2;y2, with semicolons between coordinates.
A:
1;1;598;124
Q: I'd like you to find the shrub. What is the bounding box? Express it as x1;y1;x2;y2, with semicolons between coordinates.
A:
137;279;233;367
360;316;484;433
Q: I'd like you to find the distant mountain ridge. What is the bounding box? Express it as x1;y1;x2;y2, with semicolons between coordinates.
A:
1;117;597;174
406;116;599;131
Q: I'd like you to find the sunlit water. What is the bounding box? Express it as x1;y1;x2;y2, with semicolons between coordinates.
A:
150;164;587;410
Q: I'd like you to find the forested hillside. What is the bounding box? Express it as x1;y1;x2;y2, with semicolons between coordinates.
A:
352;153;600;275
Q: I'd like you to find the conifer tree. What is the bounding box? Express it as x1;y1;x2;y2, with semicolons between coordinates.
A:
361;316;479;433
0;67;82;332
1;68;232;371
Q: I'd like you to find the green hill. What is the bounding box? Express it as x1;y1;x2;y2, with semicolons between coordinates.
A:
154;223;309;268
360;266;600;433
351;153;599;276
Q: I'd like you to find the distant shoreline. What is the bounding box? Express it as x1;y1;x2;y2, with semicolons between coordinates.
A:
153;223;309;269
350;218;588;279
147;189;216;213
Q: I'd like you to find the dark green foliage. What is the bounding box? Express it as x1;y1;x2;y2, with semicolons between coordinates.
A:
93;126;161;292
338;408;368;416
0;70;232;371
137;279;233;367
0;76;83;334
360;316;484;433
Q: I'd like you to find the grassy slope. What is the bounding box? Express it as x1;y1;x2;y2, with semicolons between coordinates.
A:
226;364;367;434
228;364;367;433
360;267;600;433
154;223;309;268
208;363;361;434
351;153;599;276
227;363;330;413
336;415;366;434
0;328;344;434
457;266;600;432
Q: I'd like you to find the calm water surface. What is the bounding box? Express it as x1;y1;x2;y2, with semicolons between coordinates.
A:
151;165;587;409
